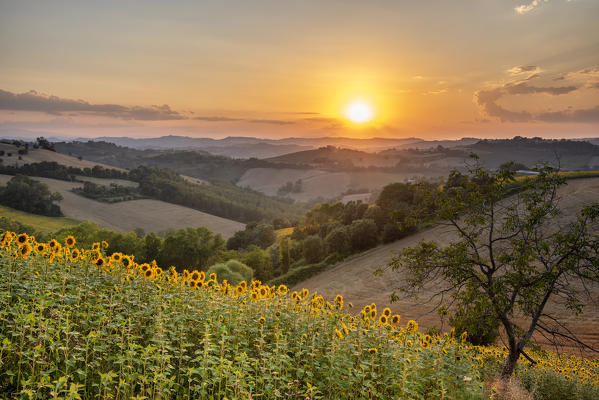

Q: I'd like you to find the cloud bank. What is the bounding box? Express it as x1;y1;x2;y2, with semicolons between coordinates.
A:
475;65;599;123
0;89;185;120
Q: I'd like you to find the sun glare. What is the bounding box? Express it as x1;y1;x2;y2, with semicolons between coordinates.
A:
345;101;374;123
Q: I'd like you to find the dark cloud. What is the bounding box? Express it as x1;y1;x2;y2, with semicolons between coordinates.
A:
537;106;599;123
194;116;243;122
0;89;184;120
246;119;295;125
474;76;590;123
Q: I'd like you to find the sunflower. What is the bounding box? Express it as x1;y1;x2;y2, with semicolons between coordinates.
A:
236;285;244;295
259;287;268;298
101;240;108;249
95;256;105;267
420;339;430;349
335;329;343;339
424;334;432;344
258;316;265;324
35;243;46;253
390;314;401;326
48;239;58;249
363;305;371;315
16;233;29;246
111;252;122;263
368;348;378;354
382;307;391;317
11;251;18;260
277;284;288;295
92;242;100;250
70;249;80;262
342;323;349;335
379;315;388;325
198;271;206;282
20;243;32;258
65;235;76;248
145;269;154;279
190;271;200;282
334;294;344;308
250;291;259;300
209;272;217;281
291;291;298;300
301;288;309;299
140;263;150;272
406;320;418;334
370;309;377;320
122;255;133;268
155;267;163;277
239;280;247;289
461;331;468;343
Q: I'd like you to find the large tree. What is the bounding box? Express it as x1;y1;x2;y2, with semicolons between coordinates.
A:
388;161;599;376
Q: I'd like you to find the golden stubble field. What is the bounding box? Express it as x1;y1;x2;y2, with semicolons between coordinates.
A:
295;177;599;355
0;174;244;238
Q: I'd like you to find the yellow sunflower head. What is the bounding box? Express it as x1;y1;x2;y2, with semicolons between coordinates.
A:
101;240;109;249
17;233;29;245
391;314;401;326
65;235;76;248
20;243;32;258
383;307;391;317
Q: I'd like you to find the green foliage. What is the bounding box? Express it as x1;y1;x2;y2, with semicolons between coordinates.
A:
303;235;325;264
449;297;500;346
348;218;379;251
325;226;350;255
269;260;330;287
279;237;291;273
0;216;47;241
0;161;127;181
226;222;276;250
207;263;245;284
0;175;63;216
73;181;141;202
157;227;225;271
242;246;272;281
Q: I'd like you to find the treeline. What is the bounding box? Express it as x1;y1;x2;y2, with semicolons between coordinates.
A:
72;181;141;203
128;166;304;223
0;161;128;181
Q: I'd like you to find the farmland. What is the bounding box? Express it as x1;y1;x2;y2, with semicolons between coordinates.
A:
0;174;244;238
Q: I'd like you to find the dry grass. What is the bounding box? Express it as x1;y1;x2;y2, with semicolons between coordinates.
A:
0;143;127;171
0;174;244;238
486;377;534;400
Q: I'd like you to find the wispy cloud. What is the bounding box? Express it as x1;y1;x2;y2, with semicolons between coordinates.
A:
474;65;598;123
515;0;548;14
0;89;184;120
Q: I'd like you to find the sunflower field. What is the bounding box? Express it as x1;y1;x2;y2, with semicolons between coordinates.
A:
0;231;598;399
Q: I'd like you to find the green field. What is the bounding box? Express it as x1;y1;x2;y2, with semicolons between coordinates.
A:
0;205;80;234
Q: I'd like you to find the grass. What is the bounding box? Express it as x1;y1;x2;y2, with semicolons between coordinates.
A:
275;227;294;238
0;205;79;234
1;231;598;399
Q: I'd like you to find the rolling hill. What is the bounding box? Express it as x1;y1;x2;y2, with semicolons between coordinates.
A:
0;174;244;238
293;177;599;354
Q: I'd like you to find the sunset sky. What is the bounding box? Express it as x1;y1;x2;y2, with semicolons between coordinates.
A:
1;0;598;140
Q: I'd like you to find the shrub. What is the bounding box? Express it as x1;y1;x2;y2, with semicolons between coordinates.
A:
207;263;245;284
348;218;379;251
303;235;324;264
325;227;349;255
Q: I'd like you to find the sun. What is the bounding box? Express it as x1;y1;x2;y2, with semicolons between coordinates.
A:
345;101;374;123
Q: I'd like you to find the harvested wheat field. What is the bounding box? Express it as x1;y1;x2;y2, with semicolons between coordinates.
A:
0;143;127;171
0;174;244;238
294;177;599;355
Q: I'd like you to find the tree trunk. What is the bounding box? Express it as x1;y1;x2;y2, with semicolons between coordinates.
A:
501;346;519;377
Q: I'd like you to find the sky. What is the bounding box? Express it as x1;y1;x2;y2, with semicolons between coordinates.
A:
0;0;598;140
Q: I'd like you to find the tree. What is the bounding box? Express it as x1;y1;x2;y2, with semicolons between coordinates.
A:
387;162;599;377
243;246;272;281
0;175;63;216
325;227;349;255
348;219;379;251
158;227;224;271
280;237;291;273
303;235;324;264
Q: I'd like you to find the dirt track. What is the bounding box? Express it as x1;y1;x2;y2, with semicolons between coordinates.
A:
294;178;599;354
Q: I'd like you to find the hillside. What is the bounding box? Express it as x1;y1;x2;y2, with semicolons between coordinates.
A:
0;174;244;238
2;232;597;398
0;142;127;171
294;177;599;354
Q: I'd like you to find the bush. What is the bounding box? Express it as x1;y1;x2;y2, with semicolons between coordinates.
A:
225;259;253;282
268;260;330;287
382;222;403;243
325;227;349;255
348;218;379;251
449;298;500;346
303;235;325;264
207;263;245;284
